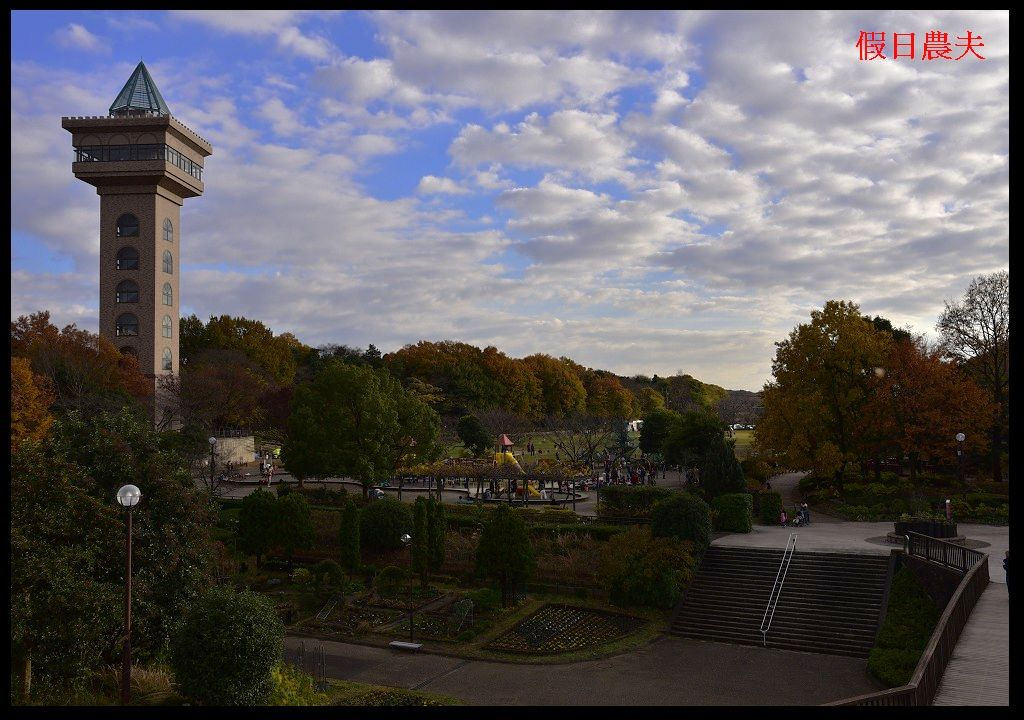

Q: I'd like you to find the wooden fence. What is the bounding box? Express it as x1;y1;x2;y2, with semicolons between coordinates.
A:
824;534;990;706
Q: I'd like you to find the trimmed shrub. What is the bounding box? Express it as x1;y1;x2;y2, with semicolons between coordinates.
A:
170;586;283;706
597;485;672;518
758;491;783;525
412;497;428;584
711;493;753;533
649;491;712;552
292;567;312;585
428;499;446;572
313;559;345;589
599;526;696;609
374;565;408;597
359;497;412;551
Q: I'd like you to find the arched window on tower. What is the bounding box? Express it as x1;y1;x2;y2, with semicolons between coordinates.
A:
162;347;173;371
116;246;139;270
163;218;173;243
162;314;172;338
163;250;173;274
116;280;139;303
162;283;173;306
115;313;139;336
116;214;139;237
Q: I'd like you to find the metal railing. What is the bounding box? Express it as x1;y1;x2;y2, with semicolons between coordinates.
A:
760;533;797;646
905;532;984;574
825;535;990;706
74;143;203;181
288;639;327;691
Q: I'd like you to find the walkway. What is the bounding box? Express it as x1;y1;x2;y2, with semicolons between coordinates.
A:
932;583;1010;706
284;634;880;705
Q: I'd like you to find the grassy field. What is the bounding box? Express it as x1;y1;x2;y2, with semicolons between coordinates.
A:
730;430;753;458
446;430;642;463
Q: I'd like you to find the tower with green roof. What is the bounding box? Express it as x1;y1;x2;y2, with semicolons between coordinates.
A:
63;61;213;425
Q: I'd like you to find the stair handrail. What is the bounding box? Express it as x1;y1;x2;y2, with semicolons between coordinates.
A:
760;533;798;646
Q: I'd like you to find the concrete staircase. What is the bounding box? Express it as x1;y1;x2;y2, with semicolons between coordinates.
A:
669;546;889;657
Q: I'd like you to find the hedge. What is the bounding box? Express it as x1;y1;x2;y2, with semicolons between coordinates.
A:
597;485;673;518
758;491;783;525
867;568;940;687
649;492;712;552
711;493;752;533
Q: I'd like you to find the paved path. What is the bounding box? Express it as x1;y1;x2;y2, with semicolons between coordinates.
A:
932;583;1010;706
284;634;880;705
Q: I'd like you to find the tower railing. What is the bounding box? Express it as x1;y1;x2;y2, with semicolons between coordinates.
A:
760;532;797;646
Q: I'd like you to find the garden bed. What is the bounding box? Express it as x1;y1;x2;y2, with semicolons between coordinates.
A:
484;603;646;654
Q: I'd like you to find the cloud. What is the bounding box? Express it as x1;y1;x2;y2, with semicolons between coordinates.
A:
53;23;107;53
11;11;1009;391
173;10;336;60
417;175;469;195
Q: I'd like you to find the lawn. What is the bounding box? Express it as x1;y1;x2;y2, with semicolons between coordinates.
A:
730;429;754;458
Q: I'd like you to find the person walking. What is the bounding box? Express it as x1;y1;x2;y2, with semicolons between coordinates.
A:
1004;551;1010;596
801;503;810;525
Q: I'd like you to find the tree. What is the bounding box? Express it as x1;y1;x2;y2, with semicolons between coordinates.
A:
700;436;746;498
359;497;413;551
583;372;636;419
412;497;429;586
937;271;1009;481
11;356;55;450
662;409;724;469
862;336;993;481
283;362;439;496
754;301;892;489
475;504;535;606
427;499;446;573
457;414;492;457
170;586;284;706
238;489;279;569
639;408;679;456
522;354;587;417
338;498;361;571
636;387;666;416
545;412;612;466
11;409;214;697
276;493;314;570
11;311;152;415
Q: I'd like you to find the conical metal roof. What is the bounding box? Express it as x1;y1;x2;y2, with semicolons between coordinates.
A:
109;61;170;117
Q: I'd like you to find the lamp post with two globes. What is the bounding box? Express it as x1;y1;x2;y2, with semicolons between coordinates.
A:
116;484;142;705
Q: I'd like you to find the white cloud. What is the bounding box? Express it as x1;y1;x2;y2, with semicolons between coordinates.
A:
173;10;336;61
53;23;107;53
417;175;469;195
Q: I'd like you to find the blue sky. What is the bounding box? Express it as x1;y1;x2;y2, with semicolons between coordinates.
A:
10;10;1009;389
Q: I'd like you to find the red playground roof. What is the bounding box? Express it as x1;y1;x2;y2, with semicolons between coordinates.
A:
498;434;513;446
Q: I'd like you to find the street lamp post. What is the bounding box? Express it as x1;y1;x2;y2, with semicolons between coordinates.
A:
208;436;217;492
400;534;414;643
956;432;966;485
116;484;142;705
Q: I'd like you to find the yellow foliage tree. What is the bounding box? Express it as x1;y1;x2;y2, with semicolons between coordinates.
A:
10;356;55;449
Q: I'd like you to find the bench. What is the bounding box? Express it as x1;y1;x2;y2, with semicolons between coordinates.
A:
388;641;423;651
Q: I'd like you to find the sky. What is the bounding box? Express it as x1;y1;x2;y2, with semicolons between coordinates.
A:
10;10;1009;391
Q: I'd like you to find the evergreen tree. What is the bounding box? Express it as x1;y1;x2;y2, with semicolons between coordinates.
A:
412;497;429;586
700;437;745;499
238;489;279;569
338;497;360;572
475;504;535;606
427;498;446;573
276;493;313;570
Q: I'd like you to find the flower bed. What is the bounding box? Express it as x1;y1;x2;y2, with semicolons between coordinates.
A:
484;603;645;654
317;606;403;636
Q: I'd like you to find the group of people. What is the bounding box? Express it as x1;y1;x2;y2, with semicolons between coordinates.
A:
781;503;811;527
602;456;659;487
